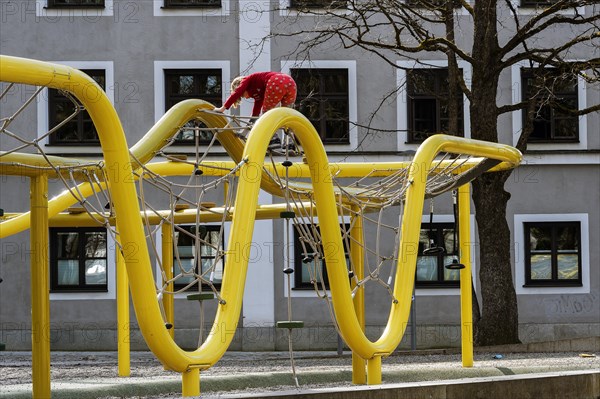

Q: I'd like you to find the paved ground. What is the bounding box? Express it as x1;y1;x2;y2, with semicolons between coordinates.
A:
1;342;599;398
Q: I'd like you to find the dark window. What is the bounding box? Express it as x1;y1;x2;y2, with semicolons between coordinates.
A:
173;225;223;290
47;0;104;7
405;0;462;9
524;222;581;287
163;0;221;8
165;69;222;144
50;227;108;292
291;68;350;144
407;68;464;143
48;69;105;145
522;69;579;143
293;224;350;290
415;223;460;288
289;0;347;8
520;0;556;7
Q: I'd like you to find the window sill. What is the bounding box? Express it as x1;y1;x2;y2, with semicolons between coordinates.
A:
415;284;460;289
523;283;583;288
161;4;222;9
50;289;108;293
44;5;105;9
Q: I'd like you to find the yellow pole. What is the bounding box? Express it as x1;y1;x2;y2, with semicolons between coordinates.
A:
181;368;200;397
366;355;382;385
30;174;50;398
458;184;474;367
162;223;175;339
350;210;366;384
117;241;131;377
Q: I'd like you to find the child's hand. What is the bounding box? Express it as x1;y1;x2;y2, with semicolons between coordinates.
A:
213;106;226;113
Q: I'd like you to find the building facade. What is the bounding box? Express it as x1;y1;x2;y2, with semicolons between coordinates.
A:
0;0;598;351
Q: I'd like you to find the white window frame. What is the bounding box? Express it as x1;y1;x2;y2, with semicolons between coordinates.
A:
278;0;353;17
50;228;117;301
36;0;114;17
510;61;588;151
281;60;358;151
396;60;472;151
154;60;230;154
37;61;114;154
514;213;590;295
153;0;231;17
507;0;585;16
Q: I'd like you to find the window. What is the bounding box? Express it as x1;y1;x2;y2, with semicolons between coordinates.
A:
173;225;223;290
291;68;350;144
407;68;464;143
524;222;581;287
48;69;105;145
47;0;104;7
293;224;350;290
50;227;108;292
415;223;460;287
520;0;556;7
289;0;346;8
164;69;223;144
163;0;221;7
521;68;579;143
405;0;462;8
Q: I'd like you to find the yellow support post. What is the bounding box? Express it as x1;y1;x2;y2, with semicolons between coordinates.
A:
366;355;382;385
350;210;366;385
181;368;200;397
162;223;175;339
458;184;474;367
30;174;50;399
117;242;131;377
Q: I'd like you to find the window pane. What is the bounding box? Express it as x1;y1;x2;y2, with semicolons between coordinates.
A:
176;258;196;275
556;225;578;250
84;232;106;258
530;254;551;280
85;260;107;285
323;73;347;93
557;254;579;280
172;75;194;95
201;259;223;283
529;226;552;251
57;232;79;258
416;257;438;281
201;243;217;257
443;256;460;281
443;229;455;254
57;260;79;285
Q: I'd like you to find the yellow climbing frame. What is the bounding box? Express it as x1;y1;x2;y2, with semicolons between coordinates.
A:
0;55;522;397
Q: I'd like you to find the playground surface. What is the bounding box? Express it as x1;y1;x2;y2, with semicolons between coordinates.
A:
1;338;599;398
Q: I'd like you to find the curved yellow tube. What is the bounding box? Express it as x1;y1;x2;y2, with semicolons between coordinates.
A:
1;55;522;370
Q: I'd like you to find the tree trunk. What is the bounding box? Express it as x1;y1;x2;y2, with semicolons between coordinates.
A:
470;0;520;345
472;173;521;345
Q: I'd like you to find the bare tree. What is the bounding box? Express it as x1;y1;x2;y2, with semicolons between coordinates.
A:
266;0;600;345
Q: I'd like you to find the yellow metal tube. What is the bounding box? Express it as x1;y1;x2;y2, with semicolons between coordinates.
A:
30;175;50;399
117;241;131;377
350;211;366;385
459;184;474;367
366;355;382;385
162;223;175;339
181;368;200;397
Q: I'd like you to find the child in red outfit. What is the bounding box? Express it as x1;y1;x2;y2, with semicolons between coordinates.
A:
214;72;297;117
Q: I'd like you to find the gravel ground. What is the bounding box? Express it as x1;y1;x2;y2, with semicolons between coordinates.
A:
1;350;598;398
